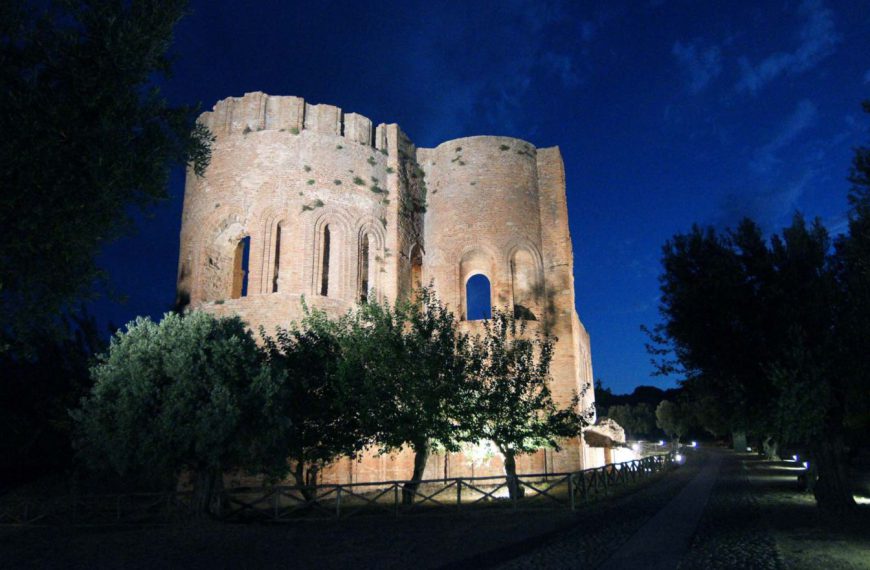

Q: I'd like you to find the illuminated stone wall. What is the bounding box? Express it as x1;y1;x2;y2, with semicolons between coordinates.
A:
177;92;599;483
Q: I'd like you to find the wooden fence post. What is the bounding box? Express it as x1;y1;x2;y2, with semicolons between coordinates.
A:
456;479;462;511
569;474;575;511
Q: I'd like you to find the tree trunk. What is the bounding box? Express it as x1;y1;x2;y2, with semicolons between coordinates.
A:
732;430;747;452
763;436;780;461
810;436;855;513
192;466;224;517
292;461;317;502
503;451;525;500
402;440;429;505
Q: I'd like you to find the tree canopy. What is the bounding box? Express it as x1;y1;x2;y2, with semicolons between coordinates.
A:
466;310;590;498
646;99;870;512
0;0;211;349
73;312;281;514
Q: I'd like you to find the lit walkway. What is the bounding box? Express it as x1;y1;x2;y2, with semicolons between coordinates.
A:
600;450;723;570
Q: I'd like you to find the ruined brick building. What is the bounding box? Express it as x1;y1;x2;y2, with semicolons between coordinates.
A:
176;92;604;483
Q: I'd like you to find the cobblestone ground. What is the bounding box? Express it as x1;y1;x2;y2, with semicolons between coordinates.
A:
677;453;783;570
493;453;704;569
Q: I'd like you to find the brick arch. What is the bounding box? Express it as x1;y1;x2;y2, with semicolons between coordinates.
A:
505;240;545;321
191;210;248;303
308;208;352;298
252;206;290;295
458;244;501;320
354;217;386;303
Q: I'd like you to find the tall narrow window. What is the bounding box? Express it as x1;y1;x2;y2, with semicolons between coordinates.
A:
272;224;282;293
320;225;331;296
231;236;251;299
359;233;370;303
465;274;492;320
410;245;423;292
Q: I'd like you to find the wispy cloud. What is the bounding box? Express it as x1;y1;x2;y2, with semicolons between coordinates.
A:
864;69;870;84
750;99;817;174
736;0;838;95
407;1;610;141
672;39;722;94
719;170;817;231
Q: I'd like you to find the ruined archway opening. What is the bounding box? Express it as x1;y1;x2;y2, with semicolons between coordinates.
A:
320;225;331;297
359;233;370;303
465;274;492;320
231;236;251;299
410;244;423;293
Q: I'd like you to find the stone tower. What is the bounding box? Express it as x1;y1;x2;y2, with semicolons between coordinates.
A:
176;92;601;482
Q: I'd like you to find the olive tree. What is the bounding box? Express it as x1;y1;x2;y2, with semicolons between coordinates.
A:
73;312;283;515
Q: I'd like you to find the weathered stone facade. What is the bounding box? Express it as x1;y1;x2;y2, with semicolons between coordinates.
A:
177;92;603;483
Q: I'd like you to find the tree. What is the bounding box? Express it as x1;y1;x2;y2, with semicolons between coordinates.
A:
648;213;859;511
0;0;211;349
466;310;590;499
655;400;690;444
0;310;105;488
606;403;656;440
340;289;473;505
73;312;282;515
260;306;372;500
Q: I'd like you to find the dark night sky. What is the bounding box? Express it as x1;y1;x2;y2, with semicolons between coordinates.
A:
93;0;870;394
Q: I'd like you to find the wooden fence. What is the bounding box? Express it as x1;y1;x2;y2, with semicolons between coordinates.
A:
0;454;673;526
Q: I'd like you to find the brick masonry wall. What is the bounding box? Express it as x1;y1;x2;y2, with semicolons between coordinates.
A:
178;93;600;484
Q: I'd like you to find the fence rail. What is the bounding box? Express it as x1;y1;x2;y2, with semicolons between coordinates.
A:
0;454;673;526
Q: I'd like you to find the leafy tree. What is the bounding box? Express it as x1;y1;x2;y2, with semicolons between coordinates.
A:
340;289;473;505
655;400;691;444
260;306;372;500
0;0;212;349
466;310;590;499
73;312;282;515
606;403;656;440
0;310;104;488
647;212;860;511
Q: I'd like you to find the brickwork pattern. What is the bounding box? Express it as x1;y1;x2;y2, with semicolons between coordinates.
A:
177;92;599;484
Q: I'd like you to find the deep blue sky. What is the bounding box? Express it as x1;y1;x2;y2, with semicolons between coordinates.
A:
94;0;870;394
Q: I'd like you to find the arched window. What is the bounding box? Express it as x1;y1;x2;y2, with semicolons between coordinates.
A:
410;244;423;293
465;274;492;320
272;223;283;293
320;225;331;296
358;233;371;303
231;236;251;299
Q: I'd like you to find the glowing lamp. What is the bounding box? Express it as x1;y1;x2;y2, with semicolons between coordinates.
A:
690;441;697;448
675;453;684;463
792;454;799;462
802;461;809;469
658;440;665;446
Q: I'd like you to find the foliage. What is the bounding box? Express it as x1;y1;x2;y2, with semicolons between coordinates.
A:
0;0;212;349
73;312;281;514
606;403;657;439
655;400;691;443
260;306;372;495
466;309;590;498
0;311;104;488
339;288;472;503
647;173;869;510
